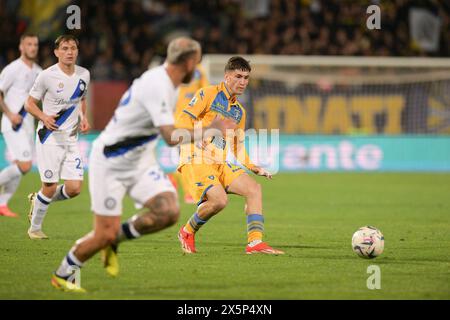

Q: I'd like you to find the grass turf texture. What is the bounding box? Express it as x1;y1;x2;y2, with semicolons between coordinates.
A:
0;172;449;299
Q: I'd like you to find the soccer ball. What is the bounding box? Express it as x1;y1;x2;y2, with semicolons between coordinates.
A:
352;226;384;259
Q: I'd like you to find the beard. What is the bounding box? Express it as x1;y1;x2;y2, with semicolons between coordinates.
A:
24;52;37;60
181;69;195;84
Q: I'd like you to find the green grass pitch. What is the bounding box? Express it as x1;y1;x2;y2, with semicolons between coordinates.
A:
0;172;449;299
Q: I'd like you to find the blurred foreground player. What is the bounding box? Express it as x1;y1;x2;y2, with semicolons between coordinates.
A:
51;38;234;292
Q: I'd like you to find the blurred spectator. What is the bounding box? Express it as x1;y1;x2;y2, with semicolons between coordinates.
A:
1;0;449;80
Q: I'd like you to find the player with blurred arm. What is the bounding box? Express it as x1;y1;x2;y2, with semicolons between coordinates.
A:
0;33;41;218
25;35;90;239
173;64;209;204
177;56;284;255
51;38;234;292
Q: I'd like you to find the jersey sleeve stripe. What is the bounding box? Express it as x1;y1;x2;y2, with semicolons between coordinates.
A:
182;110;197;120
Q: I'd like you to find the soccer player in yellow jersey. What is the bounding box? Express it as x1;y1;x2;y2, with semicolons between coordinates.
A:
173;65;209;204
176;56;284;255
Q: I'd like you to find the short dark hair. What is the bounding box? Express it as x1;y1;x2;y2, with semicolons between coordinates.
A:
54;34;79;49
224;56;251;73
20;33;38;42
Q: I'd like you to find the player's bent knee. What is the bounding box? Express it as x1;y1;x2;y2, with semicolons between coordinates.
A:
66;189;81;198
42;183;57;198
65;185;82;197
94;216;120;247
95;230;117;247
153;205;180;226
250;182;262;197
105;232;117;246
242;182;262;199
146;192;179;222
212;197;228;213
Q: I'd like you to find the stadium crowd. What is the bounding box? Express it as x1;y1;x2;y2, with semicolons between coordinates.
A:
1;0;449;81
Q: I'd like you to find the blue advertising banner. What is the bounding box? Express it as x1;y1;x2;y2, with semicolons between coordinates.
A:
1;134;449;172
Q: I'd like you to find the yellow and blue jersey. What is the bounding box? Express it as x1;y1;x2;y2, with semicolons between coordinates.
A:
175;81;255;170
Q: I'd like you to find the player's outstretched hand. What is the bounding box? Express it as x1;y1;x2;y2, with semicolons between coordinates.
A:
251;166;273;179
42;114;58;131
80;117;90;134
209;116;237;134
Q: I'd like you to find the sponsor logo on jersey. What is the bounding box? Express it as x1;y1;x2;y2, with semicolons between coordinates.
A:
53;97;82;105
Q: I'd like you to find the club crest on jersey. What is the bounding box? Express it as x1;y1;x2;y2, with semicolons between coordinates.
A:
57;82;64;93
